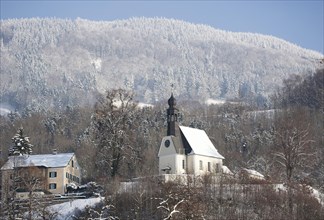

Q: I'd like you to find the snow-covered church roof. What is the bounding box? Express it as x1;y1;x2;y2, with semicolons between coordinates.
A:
179;126;224;159
1;153;75;170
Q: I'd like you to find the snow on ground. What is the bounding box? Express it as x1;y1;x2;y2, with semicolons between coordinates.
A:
311;187;324;206
91;58;102;71
137;102;154;108
245;109;277;119
0;107;11;116
0;103;15;116
205;98;227;105
49;197;103;220
274;184;324;205
106;100;154;109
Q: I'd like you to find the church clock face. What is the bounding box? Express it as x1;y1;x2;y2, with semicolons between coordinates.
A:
164;140;170;148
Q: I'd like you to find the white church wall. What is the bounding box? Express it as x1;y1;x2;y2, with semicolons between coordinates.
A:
175;154;187;174
187;154;223;175
158;137;176;157
159;154;186;175
159;154;176;175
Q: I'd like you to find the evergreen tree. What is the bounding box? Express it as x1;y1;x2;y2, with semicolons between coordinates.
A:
9;127;33;156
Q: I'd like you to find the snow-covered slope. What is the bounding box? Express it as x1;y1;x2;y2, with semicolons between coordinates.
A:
0;17;322;111
49;197;103;220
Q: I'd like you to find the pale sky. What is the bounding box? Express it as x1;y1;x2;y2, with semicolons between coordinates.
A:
1;0;323;54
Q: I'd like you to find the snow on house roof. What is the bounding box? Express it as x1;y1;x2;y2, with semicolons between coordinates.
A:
242;168;265;179
222;166;234;175
179;126;224;159
1;153;75;170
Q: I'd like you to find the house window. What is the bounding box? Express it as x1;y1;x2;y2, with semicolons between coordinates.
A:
71;160;74;167
216;163;220;173
49;171;57;178
208;162;211;172
66;172;69;178
199;160;203;170
182;160;185;169
49;183;57;189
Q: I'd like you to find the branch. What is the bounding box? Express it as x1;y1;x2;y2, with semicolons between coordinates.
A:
162;199;185;220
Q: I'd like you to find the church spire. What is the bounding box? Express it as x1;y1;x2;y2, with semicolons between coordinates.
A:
167;93;178;136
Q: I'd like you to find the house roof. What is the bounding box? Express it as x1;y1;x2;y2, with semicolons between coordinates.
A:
242;168;265;179
222;166;234;175
1;153;75;170
179;126;224;159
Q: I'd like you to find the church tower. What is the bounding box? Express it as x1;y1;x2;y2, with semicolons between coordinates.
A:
167;93;179;136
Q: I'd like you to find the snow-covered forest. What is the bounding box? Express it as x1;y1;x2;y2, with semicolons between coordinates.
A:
0;17;323;112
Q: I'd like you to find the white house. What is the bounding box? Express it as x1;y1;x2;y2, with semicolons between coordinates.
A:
158;94;225;176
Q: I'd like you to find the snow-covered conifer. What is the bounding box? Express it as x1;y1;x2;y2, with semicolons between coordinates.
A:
9;127;33;156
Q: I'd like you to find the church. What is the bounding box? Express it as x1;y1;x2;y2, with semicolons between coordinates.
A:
158;94;225;176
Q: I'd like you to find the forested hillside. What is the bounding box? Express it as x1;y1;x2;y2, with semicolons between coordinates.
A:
1;17;322;112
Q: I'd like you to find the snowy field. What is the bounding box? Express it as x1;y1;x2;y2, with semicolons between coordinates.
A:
49;197;103;220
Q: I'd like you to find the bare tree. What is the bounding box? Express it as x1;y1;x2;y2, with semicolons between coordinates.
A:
273;109;316;215
91;89;139;179
156;181;185;220
17;166;45;220
4;157;21;219
273;109;315;183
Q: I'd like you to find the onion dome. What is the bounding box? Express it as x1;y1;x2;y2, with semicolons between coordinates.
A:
168;93;176;107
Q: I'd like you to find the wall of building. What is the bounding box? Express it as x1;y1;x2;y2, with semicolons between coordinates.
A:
160;154;223;176
63;155;81;192
159;136;184;175
45;155;81;195
158;133;224;176
47;167;65;195
159;154;186;174
175;154;187;174
1;170;10;203
158;137;176;157
159;154;176;175
1;167;47;203
187;155;223;175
